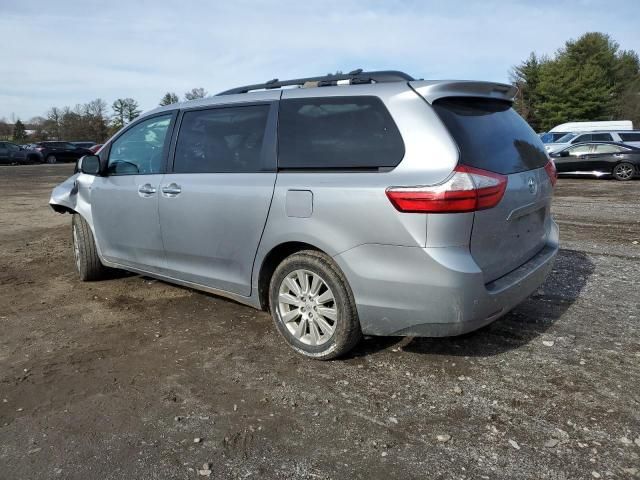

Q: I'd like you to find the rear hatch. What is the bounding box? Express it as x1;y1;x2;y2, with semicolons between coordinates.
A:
431;96;553;283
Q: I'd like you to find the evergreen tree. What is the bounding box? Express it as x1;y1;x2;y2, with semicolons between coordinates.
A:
511;32;640;131
13;119;27;143
112;98;141;129
184;88;207;101
511;53;546;131
159;92;179;106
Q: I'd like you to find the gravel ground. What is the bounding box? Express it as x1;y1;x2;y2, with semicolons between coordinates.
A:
0;165;639;480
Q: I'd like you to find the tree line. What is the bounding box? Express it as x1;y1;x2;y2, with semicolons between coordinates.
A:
4;32;639;144
0;87;208;144
511;32;640;132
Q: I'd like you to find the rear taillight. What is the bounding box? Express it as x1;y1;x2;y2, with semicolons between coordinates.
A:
544;159;557;187
385;165;507;214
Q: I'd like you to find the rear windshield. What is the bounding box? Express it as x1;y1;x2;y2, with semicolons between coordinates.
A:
433;97;548;174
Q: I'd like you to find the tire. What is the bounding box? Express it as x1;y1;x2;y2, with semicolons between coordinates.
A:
45;154;57;164
269;250;362;360
72;214;108;281
612;162;635;181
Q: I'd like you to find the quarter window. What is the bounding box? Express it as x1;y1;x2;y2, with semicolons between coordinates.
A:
173;105;270;173
572;134;591;143
107;115;172;175
619;133;640;142
278;96;405;169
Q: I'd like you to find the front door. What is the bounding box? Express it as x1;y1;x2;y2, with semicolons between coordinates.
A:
0;143;8;163
159;102;278;295
554;143;593;172
90;113;175;272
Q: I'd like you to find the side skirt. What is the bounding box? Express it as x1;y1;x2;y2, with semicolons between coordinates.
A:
101;259;262;310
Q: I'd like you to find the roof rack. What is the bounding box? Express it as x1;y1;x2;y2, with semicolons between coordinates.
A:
216;69;415;96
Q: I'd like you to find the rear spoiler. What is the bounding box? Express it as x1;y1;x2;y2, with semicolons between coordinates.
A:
409;80;517;104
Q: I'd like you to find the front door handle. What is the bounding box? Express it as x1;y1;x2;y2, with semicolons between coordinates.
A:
161;183;182;196
138;183;157;195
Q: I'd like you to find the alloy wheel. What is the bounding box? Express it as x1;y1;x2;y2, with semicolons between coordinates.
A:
277;269;337;346
614;163;634;180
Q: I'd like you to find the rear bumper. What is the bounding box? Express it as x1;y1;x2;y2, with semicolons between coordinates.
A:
333;221;559;337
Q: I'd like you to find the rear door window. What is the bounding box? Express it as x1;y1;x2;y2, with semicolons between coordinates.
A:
173;105;270;173
278;96;404;169
432;97;548;174
591;133;613;141
593;144;626;154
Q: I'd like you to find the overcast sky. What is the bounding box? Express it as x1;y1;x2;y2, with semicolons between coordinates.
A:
1;0;638;121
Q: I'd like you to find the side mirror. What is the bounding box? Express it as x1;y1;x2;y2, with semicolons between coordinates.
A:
78;155;101;175
559;151;570;157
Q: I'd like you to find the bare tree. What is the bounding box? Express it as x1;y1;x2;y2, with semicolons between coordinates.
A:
46;107;63;140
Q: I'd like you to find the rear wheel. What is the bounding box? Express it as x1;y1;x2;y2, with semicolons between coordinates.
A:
269;250;362;360
72;214;108;281
45;154;57;164
612;162;635;181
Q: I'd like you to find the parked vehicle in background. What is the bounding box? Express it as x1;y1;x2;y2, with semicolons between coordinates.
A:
545;130;640;153
550;141;640;181
0;142;43;164
50;70;559;360
89;144;104;154
34;141;93;164
540;131;569;144
550;120;632;133
541;121;634;148
71;141;97;149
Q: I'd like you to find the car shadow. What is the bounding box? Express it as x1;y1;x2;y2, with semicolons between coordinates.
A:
348;248;595;359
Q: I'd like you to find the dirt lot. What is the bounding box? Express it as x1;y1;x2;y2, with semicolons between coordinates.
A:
1;165;639;479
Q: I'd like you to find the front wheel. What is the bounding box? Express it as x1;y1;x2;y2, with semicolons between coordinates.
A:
72;214;109;281
45;154;57;164
269;250;362;360
612;162;635;181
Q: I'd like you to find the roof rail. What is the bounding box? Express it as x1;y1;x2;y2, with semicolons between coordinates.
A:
216;70;415;96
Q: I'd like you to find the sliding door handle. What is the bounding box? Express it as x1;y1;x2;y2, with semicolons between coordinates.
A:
161;183;182;196
138;184;156;195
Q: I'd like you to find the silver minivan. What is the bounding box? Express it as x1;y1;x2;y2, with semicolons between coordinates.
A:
50;70;559;359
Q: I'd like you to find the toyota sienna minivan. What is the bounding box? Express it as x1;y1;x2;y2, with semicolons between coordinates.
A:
50;70;559;359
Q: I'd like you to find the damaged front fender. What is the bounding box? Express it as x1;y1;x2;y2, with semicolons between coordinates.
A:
49;173;95;224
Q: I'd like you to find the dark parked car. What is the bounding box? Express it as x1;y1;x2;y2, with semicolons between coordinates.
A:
0;142;42;165
34;141;93;164
71;141;96;149
550;142;640;181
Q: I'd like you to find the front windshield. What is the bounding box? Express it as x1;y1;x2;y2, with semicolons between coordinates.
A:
556;132;578;143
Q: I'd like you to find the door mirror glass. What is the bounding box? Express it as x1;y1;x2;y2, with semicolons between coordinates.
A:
79;155;101;175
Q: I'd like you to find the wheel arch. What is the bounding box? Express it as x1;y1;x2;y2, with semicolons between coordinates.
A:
256;241;325;312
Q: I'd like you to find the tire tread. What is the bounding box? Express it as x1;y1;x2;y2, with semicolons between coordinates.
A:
269;249;362;360
73;214;108;281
